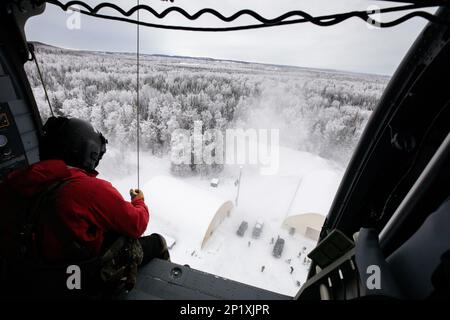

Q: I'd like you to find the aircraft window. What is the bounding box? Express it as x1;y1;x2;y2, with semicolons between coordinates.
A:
23;0;431;296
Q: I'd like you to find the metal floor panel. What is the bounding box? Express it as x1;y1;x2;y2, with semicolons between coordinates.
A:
122;259;291;300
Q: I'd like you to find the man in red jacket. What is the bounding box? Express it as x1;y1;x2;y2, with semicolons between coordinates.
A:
0;117;169;279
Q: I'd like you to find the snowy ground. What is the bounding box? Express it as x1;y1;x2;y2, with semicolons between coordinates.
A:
97;146;343;297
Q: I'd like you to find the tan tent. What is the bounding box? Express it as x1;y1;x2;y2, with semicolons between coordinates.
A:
283;213;325;241
143;176;233;249
282;169;341;241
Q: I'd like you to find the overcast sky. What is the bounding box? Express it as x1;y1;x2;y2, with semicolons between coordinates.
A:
25;0;437;75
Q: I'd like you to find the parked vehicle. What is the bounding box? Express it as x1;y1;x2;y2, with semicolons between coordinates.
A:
272;237;285;258
252;221;264;239
210;178;219;187
236;221;248;237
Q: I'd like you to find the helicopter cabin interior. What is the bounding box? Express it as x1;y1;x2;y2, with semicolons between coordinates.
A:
0;0;449;300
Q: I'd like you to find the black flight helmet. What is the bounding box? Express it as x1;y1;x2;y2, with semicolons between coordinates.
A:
40;116;108;172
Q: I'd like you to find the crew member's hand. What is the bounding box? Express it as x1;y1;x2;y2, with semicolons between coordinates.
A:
130;189;144;201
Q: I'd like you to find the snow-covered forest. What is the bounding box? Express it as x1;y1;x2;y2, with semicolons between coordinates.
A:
26;43;388;168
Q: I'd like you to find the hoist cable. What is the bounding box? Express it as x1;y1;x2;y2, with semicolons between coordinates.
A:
29;44;55;117
136;0;140;189
42;1;448;31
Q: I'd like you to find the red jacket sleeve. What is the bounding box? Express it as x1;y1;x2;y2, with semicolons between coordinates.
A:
92;179;150;238
57;177;150;239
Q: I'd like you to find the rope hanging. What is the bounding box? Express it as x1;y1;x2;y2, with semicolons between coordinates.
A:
29;44;55;118
136;0;141;189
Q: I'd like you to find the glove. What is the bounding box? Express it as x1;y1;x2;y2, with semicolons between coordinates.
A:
130;189;144;201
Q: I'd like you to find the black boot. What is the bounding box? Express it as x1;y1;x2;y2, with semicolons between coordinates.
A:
138;233;171;266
